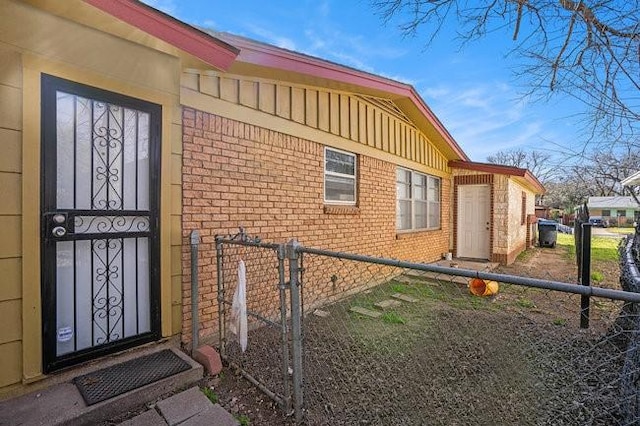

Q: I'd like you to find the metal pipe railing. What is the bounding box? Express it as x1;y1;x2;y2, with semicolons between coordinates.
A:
296;245;640;303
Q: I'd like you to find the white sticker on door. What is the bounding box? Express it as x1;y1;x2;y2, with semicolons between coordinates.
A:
57;326;73;342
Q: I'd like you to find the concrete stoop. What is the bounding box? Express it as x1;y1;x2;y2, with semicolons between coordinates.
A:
0;348;214;426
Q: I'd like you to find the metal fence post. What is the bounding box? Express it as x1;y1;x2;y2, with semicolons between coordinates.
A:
580;223;592;328
190;230;200;354
277;244;292;413
215;236;226;357
286;239;304;423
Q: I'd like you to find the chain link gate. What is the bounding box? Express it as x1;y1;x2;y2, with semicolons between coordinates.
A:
215;233;295;415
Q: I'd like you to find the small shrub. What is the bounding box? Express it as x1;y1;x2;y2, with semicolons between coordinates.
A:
201;386;218;404
552;318;567;326
591;271;604;283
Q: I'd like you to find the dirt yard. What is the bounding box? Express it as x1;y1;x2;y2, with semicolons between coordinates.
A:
210;242;627;425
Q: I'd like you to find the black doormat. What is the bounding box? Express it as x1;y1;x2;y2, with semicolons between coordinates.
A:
73;349;191;406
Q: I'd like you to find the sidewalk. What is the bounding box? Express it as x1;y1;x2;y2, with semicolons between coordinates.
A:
117;387;238;426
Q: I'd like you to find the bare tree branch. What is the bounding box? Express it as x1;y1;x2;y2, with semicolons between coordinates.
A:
372;0;640;144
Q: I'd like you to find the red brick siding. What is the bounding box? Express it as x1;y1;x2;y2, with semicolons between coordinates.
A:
181;108;451;343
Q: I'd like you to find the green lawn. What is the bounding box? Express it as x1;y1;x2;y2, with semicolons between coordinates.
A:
606;227;635;235
556;233;619;261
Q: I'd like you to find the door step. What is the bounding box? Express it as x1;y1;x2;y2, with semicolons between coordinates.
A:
0;348;203;426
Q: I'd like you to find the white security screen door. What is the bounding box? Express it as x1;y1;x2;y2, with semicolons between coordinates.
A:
41;75;161;372
457;185;491;259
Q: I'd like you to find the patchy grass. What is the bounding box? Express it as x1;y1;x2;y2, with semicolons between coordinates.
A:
516;298;536;309
552;318;567;326
235;414;250;426
591;237;620;261
516;248;536;262
591;271;604;284
201;386;218;404
381;311;406;325
606;227;635;234
555;233;619;262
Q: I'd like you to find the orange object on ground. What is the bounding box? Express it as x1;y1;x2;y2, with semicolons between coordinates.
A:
469;278;499;296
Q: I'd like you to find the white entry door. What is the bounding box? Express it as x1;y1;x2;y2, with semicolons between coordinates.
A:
457;185;491;259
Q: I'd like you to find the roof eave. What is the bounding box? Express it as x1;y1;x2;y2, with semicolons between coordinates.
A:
83;0;239;70
449;160;545;194
216;33;469;161
622;170;640;186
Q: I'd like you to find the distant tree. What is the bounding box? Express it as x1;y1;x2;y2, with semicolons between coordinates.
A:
542;178;589;211
486;148;558;184
373;0;640;144
572;149;640;196
486;147;640;209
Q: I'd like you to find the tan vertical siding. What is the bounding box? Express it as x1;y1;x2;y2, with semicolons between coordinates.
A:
0;44;22;389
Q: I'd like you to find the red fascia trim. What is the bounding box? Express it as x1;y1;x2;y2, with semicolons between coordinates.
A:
449;160;545;194
83;0;239;70
225;35;469;161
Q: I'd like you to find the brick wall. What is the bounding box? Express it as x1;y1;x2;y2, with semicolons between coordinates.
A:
452;169;537;265
181;108;451;344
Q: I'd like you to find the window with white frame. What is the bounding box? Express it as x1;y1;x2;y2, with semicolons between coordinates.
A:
324;147;356;204
396;168;440;230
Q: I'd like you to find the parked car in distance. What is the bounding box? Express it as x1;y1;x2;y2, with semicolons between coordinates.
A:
589;217;607;227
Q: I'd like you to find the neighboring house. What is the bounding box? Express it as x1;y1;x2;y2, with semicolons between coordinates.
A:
535;205;550;219
587;196;640;226
0;0;544;396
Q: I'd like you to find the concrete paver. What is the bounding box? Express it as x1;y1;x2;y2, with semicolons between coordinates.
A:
180;404;239;426
391;293;418;303
156;387;212;425
374;299;402;310
349;306;382;318
119;409;167;426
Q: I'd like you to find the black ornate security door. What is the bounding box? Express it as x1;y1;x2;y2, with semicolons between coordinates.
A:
41;75;161;372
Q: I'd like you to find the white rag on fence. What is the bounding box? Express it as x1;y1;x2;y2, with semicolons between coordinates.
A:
229;259;248;352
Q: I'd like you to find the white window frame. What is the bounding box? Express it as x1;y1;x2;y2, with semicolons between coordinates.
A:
396;167;441;231
324;147;357;205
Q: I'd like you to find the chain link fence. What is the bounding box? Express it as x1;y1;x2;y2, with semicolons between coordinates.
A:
297;249;639;425
213;233;640;425
215;235;292;412
619;227;640;424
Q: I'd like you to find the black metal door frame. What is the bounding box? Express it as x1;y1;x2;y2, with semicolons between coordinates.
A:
40;74;162;373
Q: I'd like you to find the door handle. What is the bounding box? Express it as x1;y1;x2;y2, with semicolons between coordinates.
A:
52;226;67;237
44;212;72;239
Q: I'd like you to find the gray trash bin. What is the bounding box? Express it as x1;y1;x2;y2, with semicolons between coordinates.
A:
538;220;558;248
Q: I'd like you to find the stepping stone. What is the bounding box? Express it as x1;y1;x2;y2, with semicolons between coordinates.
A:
374;299;402;310
313;309;330;318
391;293;419;303
350;306;382;318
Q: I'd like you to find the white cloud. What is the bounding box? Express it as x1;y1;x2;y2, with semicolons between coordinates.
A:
244;24;297;50
419;82;557;161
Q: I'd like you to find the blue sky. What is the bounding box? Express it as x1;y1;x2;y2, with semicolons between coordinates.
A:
143;0;584;164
